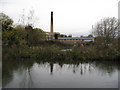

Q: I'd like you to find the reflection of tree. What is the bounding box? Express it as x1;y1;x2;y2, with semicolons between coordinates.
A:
58;63;63;68
2;71;13;87
2;59;19;87
28;67;33;88
19;67;33;88
88;63;93;73
3;58;34;88
19;67;26;87
66;60;119;76
93;60;118;76
73;65;76;74
36;59;119;76
71;63;84;75
3;58;119;88
84;64;87;74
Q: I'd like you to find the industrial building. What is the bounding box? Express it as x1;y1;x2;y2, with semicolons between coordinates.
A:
57;37;94;44
46;11;94;43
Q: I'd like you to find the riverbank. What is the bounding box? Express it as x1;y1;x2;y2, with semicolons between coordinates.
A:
3;41;119;61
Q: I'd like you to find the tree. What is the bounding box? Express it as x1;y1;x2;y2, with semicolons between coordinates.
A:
88;34;93;37
0;13;13;31
27;9;35;26
1;13;14;46
60;34;67;37
68;34;72;37
60;34;64;37
25;25;46;46
2;25;27;46
18;9;37;27
93;17;119;47
54;33;58;39
33;28;46;41
11;25;27;46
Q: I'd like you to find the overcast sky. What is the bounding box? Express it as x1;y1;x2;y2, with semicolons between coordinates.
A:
0;0;119;36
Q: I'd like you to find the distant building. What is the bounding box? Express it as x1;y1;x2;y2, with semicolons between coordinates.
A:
46;32;54;40
57;37;94;44
46;11;95;43
46;32;52;40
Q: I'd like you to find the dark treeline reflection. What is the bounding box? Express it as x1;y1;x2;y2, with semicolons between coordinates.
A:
3;58;119;87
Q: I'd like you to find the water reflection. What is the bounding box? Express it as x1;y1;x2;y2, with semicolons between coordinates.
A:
50;63;54;75
3;59;119;88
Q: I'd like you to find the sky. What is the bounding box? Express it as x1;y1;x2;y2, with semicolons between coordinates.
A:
0;0;119;36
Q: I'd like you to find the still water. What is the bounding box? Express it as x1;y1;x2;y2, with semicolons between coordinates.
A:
3;60;118;88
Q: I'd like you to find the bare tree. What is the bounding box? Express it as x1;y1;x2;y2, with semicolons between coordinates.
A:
27;9;35;26
93;17;119;47
18;9;37;27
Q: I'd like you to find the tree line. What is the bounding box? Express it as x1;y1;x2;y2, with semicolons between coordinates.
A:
0;13;46;47
1;12;119;49
93;17;119;49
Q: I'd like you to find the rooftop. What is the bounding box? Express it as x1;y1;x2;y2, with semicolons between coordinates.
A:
58;37;94;40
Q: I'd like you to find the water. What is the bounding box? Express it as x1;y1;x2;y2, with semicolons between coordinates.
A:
3;60;119;88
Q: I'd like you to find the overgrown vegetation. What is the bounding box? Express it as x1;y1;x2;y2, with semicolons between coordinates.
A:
1;13;46;47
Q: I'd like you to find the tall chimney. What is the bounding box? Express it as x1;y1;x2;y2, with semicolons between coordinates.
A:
51;11;53;33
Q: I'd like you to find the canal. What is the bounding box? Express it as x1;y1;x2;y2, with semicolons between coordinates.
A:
3;59;119;88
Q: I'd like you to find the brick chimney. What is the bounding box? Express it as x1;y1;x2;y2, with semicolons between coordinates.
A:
50;11;53;33
50;11;54;39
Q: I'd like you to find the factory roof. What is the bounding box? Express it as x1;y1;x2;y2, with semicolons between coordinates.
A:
58;37;94;40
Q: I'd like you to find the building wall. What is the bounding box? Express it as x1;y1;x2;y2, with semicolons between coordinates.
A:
57;37;94;44
59;39;83;42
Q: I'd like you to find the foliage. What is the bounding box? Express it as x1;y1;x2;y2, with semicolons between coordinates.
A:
25;25;46;46
0;13;13;31
1;13;46;47
93;17;119;47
